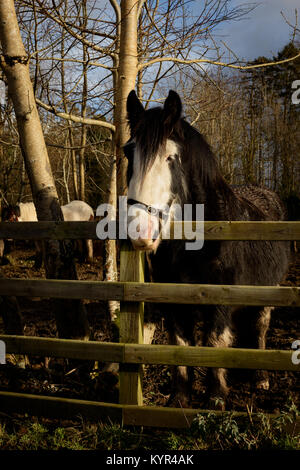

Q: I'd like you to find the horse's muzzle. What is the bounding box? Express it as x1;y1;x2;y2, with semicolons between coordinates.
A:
130;237;160;252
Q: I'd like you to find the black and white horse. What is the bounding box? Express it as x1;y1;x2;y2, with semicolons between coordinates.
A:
2;200;94;266
124;90;290;408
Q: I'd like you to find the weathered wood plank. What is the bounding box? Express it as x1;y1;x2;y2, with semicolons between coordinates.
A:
0;335;123;362
0;221;99;240
122;405;204;428
119;242;144;406
0;392;299;430
0;335;297;371
0;220;299;240
122;406;300;431
0;279;299;306
172;221;300;240
125;283;300;307
0;278;124;301
124;344;299;371
0;391;122;423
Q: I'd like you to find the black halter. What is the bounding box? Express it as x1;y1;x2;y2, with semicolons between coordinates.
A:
127;198;170;221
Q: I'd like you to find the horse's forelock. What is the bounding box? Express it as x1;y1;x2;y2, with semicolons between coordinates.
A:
134;107;183;178
135;109;164;172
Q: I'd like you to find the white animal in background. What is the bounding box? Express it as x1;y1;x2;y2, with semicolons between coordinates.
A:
1;200;94;266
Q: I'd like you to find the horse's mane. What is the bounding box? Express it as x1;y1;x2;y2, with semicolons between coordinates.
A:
125;105;286;222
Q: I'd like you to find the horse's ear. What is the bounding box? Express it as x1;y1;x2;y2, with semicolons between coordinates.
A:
127;90;145;132
163;90;182;132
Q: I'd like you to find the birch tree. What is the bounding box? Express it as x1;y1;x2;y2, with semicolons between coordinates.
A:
0;0;90;340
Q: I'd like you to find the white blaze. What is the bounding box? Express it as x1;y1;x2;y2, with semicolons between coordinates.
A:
127;140;179;246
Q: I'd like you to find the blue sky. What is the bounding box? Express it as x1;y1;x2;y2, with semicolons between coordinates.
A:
213;0;299;61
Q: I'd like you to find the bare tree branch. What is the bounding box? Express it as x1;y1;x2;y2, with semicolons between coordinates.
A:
138;52;300;72
35;98;116;131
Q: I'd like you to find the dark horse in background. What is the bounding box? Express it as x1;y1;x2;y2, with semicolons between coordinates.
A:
124;90;290;408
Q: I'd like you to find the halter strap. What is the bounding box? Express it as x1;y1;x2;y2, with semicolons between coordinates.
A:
127;198;170;220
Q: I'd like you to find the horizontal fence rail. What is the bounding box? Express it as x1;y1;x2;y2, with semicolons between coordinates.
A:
2;391;295;429
0;335;298;371
0;278;299;307
0;220;300;240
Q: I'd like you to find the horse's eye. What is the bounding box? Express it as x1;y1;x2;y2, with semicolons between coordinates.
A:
166;154;176;162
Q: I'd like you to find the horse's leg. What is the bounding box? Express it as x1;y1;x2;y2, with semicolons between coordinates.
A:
34;241;43;269
85;239;93;263
143;303;157;345
165;311;194;408
235;306;272;390
144;322;156;345
75;240;83;262
204;307;234;409
85;214;94;263
255;306;272;390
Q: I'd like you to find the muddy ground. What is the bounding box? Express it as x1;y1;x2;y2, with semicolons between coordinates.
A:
0;241;299;414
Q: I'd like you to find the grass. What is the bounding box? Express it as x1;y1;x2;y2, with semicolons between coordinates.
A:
0;400;299;451
191;399;300;450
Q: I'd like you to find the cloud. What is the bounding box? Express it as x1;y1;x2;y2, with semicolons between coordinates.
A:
216;0;299;60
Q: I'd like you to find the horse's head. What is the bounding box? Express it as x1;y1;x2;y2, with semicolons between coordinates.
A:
125;90;186;252
1;204;20;222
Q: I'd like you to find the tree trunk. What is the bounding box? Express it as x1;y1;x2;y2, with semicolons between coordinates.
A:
105;0;140;318
78;0;88;202
116;0;139;196
60;9;79;201
105;135;119;321
103;1;121;321
0;0;89;340
68;125;79;200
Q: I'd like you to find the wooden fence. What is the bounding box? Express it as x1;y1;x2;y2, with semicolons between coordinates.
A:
0;220;299;428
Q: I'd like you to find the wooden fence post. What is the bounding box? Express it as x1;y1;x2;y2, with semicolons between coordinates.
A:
119;241;144;407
